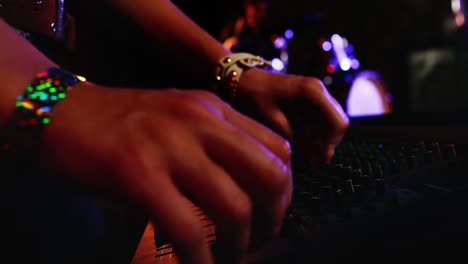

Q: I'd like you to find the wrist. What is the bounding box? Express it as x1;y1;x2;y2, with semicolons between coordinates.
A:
0;19;58;130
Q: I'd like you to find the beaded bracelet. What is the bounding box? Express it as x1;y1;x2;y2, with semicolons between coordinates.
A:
214;53;272;102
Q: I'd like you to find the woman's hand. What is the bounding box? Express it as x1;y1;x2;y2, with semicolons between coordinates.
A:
39;84;293;264
236;68;349;167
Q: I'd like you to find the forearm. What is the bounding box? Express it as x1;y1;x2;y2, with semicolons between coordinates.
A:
0;19;56;131
111;0;231;87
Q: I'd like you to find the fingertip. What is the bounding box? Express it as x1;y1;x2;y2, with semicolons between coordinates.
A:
326;146;336;163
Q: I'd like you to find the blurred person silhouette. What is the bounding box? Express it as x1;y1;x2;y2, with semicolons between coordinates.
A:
219;0;281;61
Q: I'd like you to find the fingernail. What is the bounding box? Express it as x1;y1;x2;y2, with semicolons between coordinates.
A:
284;139;292;154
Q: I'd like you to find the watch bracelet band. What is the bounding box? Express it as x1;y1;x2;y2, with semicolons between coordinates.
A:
214;53;272;102
2;66;84;154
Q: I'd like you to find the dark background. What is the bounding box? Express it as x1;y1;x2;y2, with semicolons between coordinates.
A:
177;0;468;114
68;0;468;115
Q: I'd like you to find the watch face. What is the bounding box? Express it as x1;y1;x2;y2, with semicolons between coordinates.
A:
15;67;82;127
